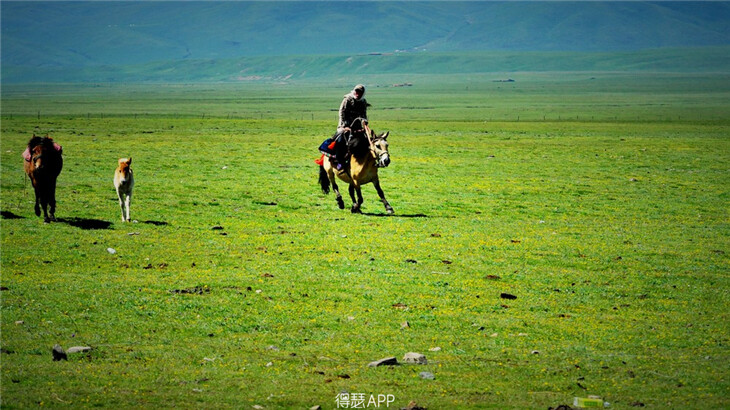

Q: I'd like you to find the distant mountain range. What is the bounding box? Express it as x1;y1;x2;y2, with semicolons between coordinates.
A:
2;1;729;83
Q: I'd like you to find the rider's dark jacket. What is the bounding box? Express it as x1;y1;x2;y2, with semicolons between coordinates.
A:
338;92;368;132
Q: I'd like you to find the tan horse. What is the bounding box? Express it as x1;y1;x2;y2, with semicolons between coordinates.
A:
113;158;134;222
319;126;393;214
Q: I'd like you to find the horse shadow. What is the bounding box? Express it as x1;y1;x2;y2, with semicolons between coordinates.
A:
54;218;168;229
361;212;429;218
57;217;113;230
143;220;168;226
1;211;25;220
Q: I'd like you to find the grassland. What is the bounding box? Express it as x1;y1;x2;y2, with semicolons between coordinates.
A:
1;74;728;408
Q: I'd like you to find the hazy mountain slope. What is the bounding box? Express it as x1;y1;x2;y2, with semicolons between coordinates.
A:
3;1;730;67
4;47;729;84
2;1;729;83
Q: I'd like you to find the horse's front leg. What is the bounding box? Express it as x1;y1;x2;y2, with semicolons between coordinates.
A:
39;190;50;223
117;190;127;222
48;177;58;221
124;192;132;222
33;180;52;222
348;184;362;214
373;178;394;215
33;186;41;217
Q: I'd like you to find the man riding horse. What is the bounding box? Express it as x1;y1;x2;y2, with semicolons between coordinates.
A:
316;84;393;214
328;84;370;169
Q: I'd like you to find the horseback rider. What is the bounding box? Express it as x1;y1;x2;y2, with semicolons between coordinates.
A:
338;84;369;135
332;84;370;169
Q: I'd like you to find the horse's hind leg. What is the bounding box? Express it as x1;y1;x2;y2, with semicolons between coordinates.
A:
331;180;345;209
325;165;345;210
373;179;394;215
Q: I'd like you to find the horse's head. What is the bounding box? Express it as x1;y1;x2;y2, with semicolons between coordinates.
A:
117;157;133;179
371;131;391;168
27;135;55;171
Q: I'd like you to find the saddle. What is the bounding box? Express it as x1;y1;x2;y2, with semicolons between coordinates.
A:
315;118;368;169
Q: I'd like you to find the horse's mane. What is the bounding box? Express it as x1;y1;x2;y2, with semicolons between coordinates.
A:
27;135;45;149
346;118;372;157
28;136;56;151
347;131;370;157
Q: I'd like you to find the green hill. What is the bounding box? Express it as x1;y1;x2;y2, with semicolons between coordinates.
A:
4;48;730;84
2;1;729;83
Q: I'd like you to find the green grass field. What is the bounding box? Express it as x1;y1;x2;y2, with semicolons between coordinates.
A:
1;74;728;408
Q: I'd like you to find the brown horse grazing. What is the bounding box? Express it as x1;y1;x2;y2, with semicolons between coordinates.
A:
319;126;393;214
24;135;63;222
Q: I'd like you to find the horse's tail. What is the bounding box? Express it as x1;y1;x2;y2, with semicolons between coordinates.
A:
318;165;330;195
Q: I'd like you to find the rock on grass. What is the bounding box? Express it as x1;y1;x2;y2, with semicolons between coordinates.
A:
403;352;427;364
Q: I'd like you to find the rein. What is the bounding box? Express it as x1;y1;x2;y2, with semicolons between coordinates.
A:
363;124;388;168
363;124;377;156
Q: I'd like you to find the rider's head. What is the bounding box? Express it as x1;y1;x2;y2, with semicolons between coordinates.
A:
353;84;365;99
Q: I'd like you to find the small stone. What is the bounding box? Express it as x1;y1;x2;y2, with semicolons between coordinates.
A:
253;406;264;410
52;344;67;361
403;352;427;365
266;345;279;351
66;346;92;354
419;371;435;380
106;248;117;255
531;350;540;355
265;362;273;367
429;347;441;352
401;321;410;329
367;357;399;367
15;321;24;325
310;406;322;410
